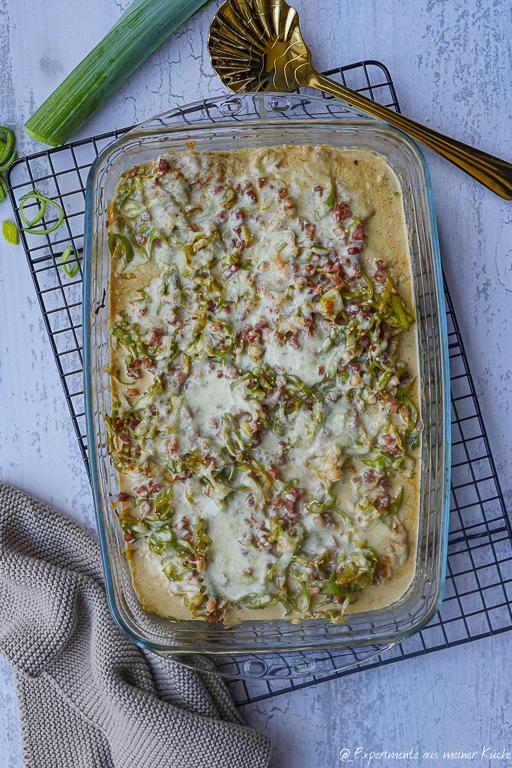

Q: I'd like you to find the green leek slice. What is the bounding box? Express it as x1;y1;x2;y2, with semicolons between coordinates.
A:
2;220;18;244
59;245;81;277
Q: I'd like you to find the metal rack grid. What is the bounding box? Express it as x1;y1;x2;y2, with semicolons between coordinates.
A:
7;60;511;707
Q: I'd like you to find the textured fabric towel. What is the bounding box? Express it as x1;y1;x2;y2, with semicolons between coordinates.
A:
0;482;272;768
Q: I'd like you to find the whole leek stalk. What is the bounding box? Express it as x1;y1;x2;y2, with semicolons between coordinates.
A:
25;0;212;147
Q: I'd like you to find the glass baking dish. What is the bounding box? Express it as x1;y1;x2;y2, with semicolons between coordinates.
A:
83;92;450;678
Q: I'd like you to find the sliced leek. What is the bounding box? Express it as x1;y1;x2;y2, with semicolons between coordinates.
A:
60;245;81;277
19;189;65;234
2;220;18;244
24;0;212;147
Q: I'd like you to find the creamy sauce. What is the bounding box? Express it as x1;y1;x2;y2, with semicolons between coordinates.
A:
107;145;421;624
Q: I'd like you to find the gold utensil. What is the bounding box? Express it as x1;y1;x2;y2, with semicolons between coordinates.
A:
208;0;512;200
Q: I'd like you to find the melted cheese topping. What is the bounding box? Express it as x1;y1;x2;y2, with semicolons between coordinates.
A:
107;145;421;624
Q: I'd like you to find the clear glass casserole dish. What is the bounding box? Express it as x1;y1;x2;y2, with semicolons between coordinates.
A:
83;92;450;679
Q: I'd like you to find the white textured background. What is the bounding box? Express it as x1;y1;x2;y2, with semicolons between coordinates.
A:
1;1;512;765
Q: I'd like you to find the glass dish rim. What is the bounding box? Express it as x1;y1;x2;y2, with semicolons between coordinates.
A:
83;91;451;657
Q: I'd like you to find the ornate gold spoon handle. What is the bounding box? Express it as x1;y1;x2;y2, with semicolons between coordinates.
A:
310;71;512;200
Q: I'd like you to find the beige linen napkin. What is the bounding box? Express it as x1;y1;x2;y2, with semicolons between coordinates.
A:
0;482;271;768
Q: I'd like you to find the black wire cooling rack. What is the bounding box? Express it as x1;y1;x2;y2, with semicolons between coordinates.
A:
7;60;512;707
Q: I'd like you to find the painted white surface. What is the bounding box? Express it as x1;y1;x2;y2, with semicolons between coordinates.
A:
1;0;512;765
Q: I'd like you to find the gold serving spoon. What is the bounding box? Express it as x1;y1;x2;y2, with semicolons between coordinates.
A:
208;0;512;200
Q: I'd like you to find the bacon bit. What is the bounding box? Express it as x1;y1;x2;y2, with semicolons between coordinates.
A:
159;158;168;173
313;185;323;197
352;227;365;240
166;311;182;329
288;335;300;349
136;235;147;246
123;532;135;542
147;327;164;346
129;418;141;429
400;370;410;383
258;177;267;188
206;598;217;613
141;356;156;372
149;482;161;493
128;165;139;179
153;238;162;249
332;201;351;222
231;209;244;222
117;492;130;502
329;273;346;289
140;211;151;222
214;210;228;224
308;586;321;595
374;495;391;510
326;390;341;402
214;185;224;195
302;263;316;277
173;370;187;388
379;475;389;489
347;247;360;256
374;269;387;282
223;263;239;278
267;464;280;480
132;445;141;457
118;431;131;443
182;405;193;420
283;196;293;211
298;216;316;239
278;187;287;199
254;320;268;331
196;555;206;572
360;336;370;349
246;189;258;204
376;259;386;270
137;485;149;498
381;434;398;454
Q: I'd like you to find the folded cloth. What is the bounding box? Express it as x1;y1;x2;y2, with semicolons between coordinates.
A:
0;483;272;768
